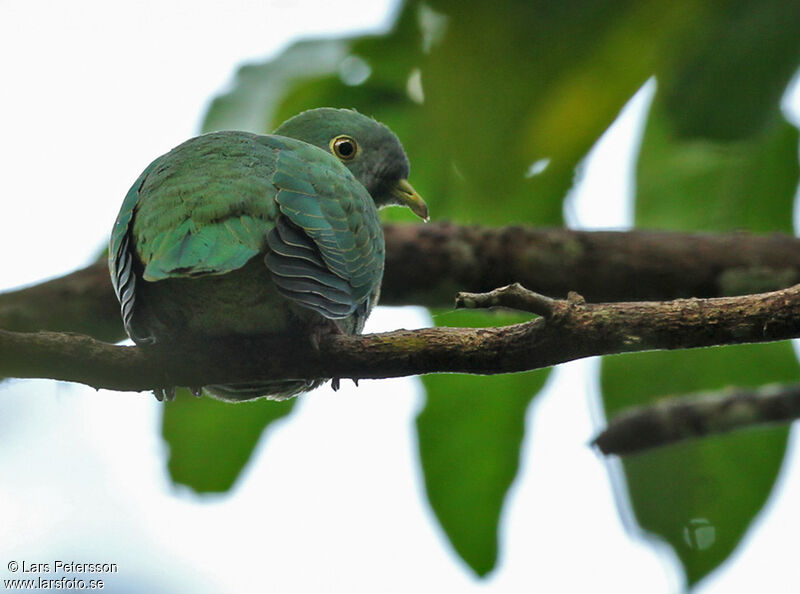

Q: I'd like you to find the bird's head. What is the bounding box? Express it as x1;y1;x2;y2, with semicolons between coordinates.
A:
274;108;428;220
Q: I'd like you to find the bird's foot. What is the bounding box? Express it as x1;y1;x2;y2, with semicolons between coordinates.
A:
190;386;203;397
152;386;177;402
330;378;360;391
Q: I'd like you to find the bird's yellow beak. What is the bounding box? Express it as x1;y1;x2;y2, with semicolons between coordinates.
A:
391;179;429;221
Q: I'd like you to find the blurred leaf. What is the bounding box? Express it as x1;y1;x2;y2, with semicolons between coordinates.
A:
418;371;546;575
202;39;348;134
206;0;669;226
419;308;547;576
601;79;800;583
602;345;797;586
637;105;799;233
657;1;800;140
163;390;295;493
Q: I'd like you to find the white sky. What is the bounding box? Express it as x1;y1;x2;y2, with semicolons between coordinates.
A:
1;2;799;592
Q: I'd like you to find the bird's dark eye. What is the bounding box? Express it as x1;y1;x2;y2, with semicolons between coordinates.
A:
331;135;358;160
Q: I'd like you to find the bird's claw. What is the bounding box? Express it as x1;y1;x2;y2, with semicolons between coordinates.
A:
330;378;359;391
152;386;177;402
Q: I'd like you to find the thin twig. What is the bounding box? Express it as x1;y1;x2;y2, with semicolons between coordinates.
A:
456;283;559;317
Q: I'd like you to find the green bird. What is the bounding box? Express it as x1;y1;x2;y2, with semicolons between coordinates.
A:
109;108;427;402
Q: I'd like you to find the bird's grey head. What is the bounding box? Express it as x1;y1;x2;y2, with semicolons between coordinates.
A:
274;107;428;220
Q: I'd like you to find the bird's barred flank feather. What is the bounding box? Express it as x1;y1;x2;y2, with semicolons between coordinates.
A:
266;218;356;319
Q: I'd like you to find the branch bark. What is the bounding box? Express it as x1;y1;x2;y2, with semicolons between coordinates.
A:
382;223;800;304
2;283;800;394
3;223;800;342
593;384;800;456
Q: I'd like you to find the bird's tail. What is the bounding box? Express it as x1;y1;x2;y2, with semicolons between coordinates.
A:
204;378;324;402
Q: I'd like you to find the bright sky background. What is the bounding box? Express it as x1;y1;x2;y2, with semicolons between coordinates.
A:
1;2;800;592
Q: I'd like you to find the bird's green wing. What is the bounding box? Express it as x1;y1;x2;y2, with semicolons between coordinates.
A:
132;133;278;282
264;138;385;319
110;132;278;342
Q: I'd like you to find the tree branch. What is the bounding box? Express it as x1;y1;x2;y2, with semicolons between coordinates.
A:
3;224;800;342
2;283;800;394
381;223;800;304
0;262;121;341
593;384;800;456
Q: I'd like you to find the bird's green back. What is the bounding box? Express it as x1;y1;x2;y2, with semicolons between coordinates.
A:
132;132;279;280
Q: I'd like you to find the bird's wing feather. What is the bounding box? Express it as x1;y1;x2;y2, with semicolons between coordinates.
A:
132;133;278;282
109;159;160;343
264;142;384;319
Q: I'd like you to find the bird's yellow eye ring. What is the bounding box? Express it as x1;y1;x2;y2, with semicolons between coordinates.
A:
331;135;358;160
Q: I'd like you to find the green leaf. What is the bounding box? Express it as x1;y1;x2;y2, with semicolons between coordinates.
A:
201;39;348;134
206;0;668;227
163;390;295;493
657;1;800;140
636;105;799;233
418;371;546;575
418;310;548;576
601;81;800;584
601;344;797;586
